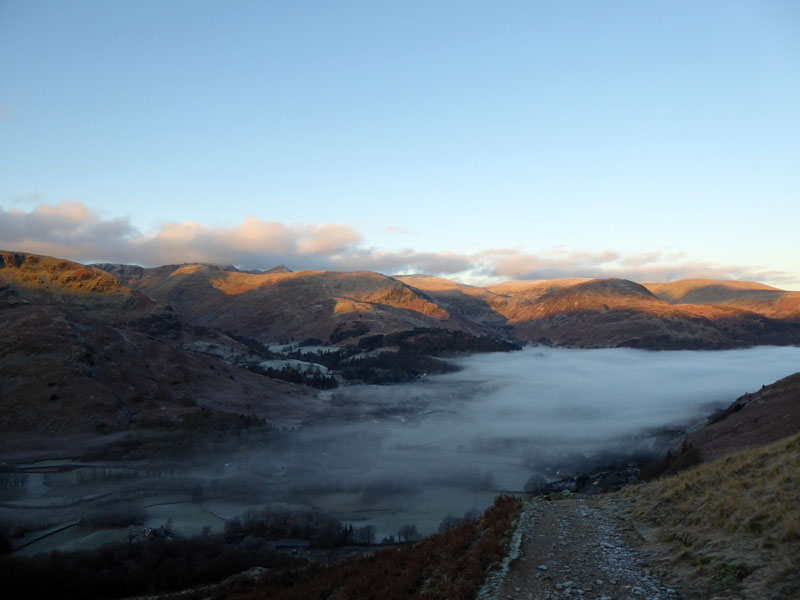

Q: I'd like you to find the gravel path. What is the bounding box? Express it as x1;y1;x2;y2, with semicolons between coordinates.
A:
497;497;682;600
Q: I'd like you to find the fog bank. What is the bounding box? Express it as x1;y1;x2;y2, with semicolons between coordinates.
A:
8;346;800;550
281;345;800;497
437;345;800;447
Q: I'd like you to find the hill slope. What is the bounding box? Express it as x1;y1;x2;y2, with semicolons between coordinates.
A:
4;250;800;350
94;263;494;342
620;432;800;599
644;279;800;319
0;252;322;450
94;257;800;349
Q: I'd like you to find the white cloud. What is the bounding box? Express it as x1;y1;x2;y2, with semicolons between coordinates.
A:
0;201;795;288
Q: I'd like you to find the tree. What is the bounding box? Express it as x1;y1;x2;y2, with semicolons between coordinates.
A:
356;524;376;544
438;514;462;533
398;523;419;542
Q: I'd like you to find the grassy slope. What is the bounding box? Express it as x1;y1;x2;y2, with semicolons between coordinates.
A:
619;433;800;599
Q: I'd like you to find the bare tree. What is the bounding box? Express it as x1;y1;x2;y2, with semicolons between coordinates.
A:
398;523;419;542
356;524;376;544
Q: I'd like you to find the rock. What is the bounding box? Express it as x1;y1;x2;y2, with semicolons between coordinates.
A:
538;564;549;570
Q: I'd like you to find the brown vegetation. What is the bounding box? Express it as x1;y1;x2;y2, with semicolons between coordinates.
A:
226;494;522;600
619;433;800;599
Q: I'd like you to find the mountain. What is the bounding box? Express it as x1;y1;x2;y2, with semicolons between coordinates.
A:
404;275;800;348
644;279;800;319
395;274;511;329
499;278;789;348
7;250;800;355
92;263;492;343
0;251;321;448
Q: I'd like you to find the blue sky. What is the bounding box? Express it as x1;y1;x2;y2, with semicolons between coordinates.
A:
1;1;799;287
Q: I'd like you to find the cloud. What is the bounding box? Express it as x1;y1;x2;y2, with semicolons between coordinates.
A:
473;248;795;286
0;201;138;260
330;249;474;275
0;201;795;287
0;201;364;269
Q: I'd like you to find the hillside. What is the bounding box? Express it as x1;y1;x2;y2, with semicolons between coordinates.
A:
0;252;323;453
636;367;800;483
644;279;800;319
619;432;800;599
93;262;492;342
1;251;529;450
409;274;800;348
90;258;800;349
4;251;800;359
680;372;800;463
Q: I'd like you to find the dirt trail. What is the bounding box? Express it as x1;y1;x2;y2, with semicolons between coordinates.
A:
498;497;682;600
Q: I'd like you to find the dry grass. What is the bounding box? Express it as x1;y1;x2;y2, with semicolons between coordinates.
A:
620;432;800;598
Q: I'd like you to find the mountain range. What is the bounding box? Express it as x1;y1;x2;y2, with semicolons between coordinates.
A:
3;249;800;443
90;257;800;349
3;249;800;598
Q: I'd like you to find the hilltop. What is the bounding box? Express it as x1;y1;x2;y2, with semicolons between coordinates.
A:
87;255;800;349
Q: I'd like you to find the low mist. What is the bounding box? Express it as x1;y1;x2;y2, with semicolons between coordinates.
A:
8;345;800;550
222;345;800;536
438;345;800;449
310;345;800;487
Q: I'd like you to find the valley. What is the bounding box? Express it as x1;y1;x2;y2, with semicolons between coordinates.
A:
2;250;800;598
3;346;799;562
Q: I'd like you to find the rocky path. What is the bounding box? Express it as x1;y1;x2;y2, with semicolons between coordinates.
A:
497;497;682;600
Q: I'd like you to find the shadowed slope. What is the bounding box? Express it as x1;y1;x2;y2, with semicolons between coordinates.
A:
396;274;511;329
681;371;800;463
0;252;321;446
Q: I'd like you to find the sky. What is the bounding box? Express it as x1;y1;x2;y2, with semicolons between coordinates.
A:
1;1;799;287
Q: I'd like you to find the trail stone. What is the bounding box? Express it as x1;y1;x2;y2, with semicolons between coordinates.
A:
497;498;684;600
